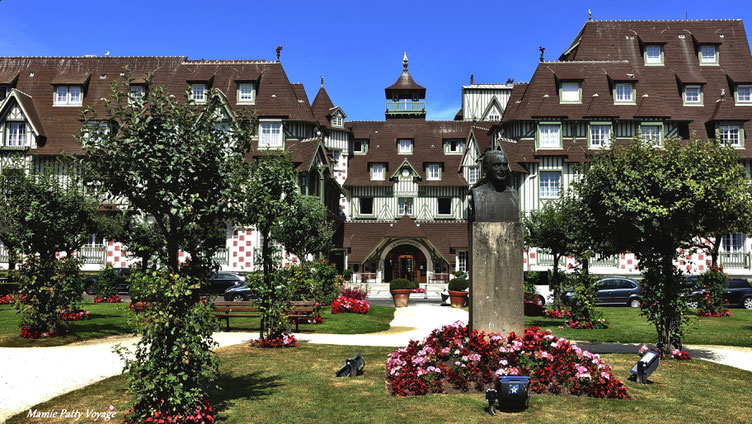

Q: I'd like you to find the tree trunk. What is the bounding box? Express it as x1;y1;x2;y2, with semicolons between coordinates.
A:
260;229;271;340
552;253;562;308
710;235;721;268
166;236;180;273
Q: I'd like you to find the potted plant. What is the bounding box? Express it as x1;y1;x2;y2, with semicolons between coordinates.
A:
448;277;469;308
390;278;418;307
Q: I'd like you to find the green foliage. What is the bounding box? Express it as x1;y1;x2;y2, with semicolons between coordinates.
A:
343;269;353;281
390;278;418;290
95;264;120;299
95;211;163;271
567;273;607;328
524;271;539;302
447;277;469;291
274;260;339;305
117;270;218;422
697;267;729;315
279;195;336;260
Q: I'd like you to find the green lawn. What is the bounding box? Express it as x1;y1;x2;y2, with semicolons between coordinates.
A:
10;343;752;424
525;307;752;347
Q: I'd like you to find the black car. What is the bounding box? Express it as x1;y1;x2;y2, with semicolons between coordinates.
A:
223;283;253;302
688;278;752;309
208;272;245;294
84;268;132;294
563;277;641;307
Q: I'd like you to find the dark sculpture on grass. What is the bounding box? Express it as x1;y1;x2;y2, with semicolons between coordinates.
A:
469;150;519;223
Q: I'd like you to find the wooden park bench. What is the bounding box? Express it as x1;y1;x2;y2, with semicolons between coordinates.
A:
213;300;319;332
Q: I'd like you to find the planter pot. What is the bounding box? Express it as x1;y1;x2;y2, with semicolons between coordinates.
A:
132;301;145;313
390;289;412;308
448;290;468;308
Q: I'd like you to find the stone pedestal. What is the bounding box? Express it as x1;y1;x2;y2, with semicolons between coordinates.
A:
469;221;524;337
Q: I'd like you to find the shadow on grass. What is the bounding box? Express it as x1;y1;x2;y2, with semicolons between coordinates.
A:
211;372;283;411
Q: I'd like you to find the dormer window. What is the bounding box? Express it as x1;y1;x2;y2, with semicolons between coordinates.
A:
718;123;743;147
331;115;343;127
191;83;207;103
683;85;702;105
426;164;441;181
488;113;500;121
700;45;719;65
444;139;464;154
614;83;635;104
559;81;581;103
644;45;663;65
259;121;283;148
129;85;145;103
353;139;368;154
397;139;413;154
5;122;26;147
370;163;385;180
736;85;752;104
54;85;82;106
237;82;255;104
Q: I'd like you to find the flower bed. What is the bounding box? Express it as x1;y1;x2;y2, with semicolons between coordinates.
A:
567;318;609;329
307;314;324;324
59;309;90;321
20;326;66;339
545;309;572;319
698;309;731;317
386;322;628;399
330;296;370;314
524;300;546;316
94;294;121;303
127;399;216;424
0;294;16;305
411;288;426;294
255;333;298;348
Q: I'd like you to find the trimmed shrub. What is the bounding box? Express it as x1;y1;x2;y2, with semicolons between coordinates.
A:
343;269;353;281
390;278;418;290
448;277;469;291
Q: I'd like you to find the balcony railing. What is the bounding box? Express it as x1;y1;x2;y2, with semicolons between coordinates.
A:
385;101;426;114
213;248;229;265
720;252;748;269
79;245;106;265
536;250;554;266
591;255;619;267
0;244;8;263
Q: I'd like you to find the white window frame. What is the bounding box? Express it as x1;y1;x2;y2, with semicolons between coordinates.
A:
237;83;255;104
467;165;480;185
718;124;742;147
398;197;414;215
259;121;283;148
614;83;635;104
644;45;663;65
640;124;663;147
331;115;343;127
6;122;25;147
539;171;561;199
437;197;452;216
191;83;207;103
537;123;561;149
721;233;744;253
457;251;468;272
560;81;581;103
359;197;374;216
736;85;752;104
53;85;83;106
353;139;367;154
683;85;702;105
370;163;385;181
398;139;413;154
129;85;145;104
427;164;441;181
488;113;500;121
445;139;464;154
700;45;719;65
589;124;612;149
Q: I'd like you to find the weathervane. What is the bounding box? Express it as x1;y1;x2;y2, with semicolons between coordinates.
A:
539;46;545;62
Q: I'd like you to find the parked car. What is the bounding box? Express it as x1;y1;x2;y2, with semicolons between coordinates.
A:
687;278;752;309
208;272;245;294
563;277;641;307
84;268;132;294
223;282;253;302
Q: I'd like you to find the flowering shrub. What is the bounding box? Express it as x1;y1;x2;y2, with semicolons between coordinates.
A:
568;272;609;329
339;283;368;300
568;318;609;329
696;267;730;317
698;309;731;317
545;309;571;319
307;314;323;324
386;322;628;399
255;332;297;348
524;300;546;316
126;399;216;424
330;296;370;314
20;326;65;339
94;294;121;303
59;309;90;321
0;294;16;305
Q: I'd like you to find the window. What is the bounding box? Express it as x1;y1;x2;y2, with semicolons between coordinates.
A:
353;139;368;154
736;85;752;104
83;121;109;145
614;83;634;103
54;85;82;106
445;139;464;154
644;45;663;65
560;81;581;103
457;251;468;272
398;197;413;215
331;115;343;127
467;165;480;185
191;84;207;103
721;233;744;253
6;122;25;146
640;124;663;146
398;139;413;154
259;121;283;148
700;45;718;65
719;124;742;147
488;113;500;121
589;124;611;148
237;83;255;104
331;150;342;169
370;163;385;180
427;164;441;180
129;85;145;103
437;198;452;215
538;124;561;148
684;85;702;105
359;197;374;215
539;171;561;198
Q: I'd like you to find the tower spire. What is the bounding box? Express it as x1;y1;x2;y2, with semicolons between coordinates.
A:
320;74;324;88
403;50;408;71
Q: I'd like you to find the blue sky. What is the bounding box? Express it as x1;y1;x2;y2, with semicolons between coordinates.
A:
1;0;751;121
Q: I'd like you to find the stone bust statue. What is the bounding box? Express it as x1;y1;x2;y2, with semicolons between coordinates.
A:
469;150;519;222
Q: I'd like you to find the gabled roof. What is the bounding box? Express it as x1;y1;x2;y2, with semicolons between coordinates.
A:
1;89;45;138
311;85;335;127
390;158;421;180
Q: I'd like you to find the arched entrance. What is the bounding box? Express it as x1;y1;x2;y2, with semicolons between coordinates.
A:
383;244;427;283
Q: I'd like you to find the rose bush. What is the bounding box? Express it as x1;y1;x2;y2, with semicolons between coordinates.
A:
59;309;90;321
255;332;297;348
696;267;730;317
127;399;216;424
330;296;370;314
94;294;121;303
386;322;628;399
545;309;571;319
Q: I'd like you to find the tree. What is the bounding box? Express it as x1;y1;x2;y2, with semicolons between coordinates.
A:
279;195;335;261
523;201;570;307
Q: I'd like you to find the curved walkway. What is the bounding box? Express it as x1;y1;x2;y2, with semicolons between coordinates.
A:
1;304;750;422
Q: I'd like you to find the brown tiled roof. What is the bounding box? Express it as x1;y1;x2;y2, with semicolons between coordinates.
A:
0;56;316;155
311;85;335;127
385;70;426;99
344;119;496;187
11;89;46;138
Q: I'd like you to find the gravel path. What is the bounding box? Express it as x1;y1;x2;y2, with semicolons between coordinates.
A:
1;304;750;422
